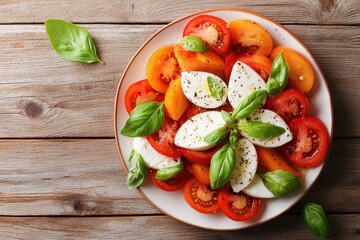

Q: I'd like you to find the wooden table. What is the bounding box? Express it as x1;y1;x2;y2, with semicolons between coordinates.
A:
0;1;359;239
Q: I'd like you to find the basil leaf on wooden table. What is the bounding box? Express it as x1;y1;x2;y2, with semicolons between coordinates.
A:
204;126;229;144
266;52;288;96
261;170;301;196
209;144;236;189
155;162;184;181
179;36;208;53
207;76;226;99
238;121;285;139
45;19;104;64
127;149;147;189
232;90;268;119
303;203;330;238
121;101;165;137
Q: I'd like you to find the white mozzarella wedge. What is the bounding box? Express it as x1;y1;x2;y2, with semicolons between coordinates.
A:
230;138;258;193
132;137;180;169
242;174;276;198
181;71;228;109
228;61;267;109
241;109;293;148
174;111;226;151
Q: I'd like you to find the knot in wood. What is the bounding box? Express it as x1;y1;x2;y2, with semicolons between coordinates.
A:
19;99;44;119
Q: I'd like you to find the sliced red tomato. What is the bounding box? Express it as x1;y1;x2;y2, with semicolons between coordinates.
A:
264;89;309;123
181;145;221;166
124;79;164;114
183;177;220;214
150;168;190;192
218;187;260;221
183;15;230;56
280;117;329;167
178;105;207;126
147;117;181;158
225;53;272;82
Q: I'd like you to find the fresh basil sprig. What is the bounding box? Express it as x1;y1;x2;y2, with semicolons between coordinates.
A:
155;162;184;181
179;36;208;53
232;90;268;119
229;129;239;149
209;144;236;189
238;121;285;139
261;170;301;196
127;150;147;189
303;203;330;238
204;126;229;144
121;101;165;137
45;19;104;64
207;76;226;99
266;52;289;96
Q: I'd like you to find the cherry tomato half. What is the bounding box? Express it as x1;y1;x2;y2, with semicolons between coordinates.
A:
264;88;309;123
183;15;230;56
124;79;164;114
150;168;190;192
218;187;261;221
183;177;220;214
147;117;181;158
280;117;329;167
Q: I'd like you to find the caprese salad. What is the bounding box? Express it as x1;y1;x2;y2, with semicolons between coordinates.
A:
120;14;329;221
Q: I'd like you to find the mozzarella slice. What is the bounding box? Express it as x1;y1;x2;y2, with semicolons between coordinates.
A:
241;109;293;148
174;111;226;151
230;138;258;193
242;174;276;198
228;61;267;109
132;137;180;169
181;71;228;109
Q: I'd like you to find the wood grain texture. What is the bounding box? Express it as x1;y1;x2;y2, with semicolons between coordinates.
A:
0;138;358;216
0;24;359;138
0;0;359;25
0;215;358;240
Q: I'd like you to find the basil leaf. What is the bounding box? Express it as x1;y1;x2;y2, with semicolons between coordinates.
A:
179;36;208;53
303;203;330;238
261;170;301;196
266;51;289;96
121;101;164;137
229;129;239;150
45;19;104;64
232;90;268;119
207;76;226;99
155;162;184;181
210;144;236;189
127;149;146;189
238;120;285;139
221;110;232;123
204;126;229;144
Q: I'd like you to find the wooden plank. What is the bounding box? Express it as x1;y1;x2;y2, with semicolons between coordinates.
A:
0;24;359;138
0;138;358;216
0;0;359;25
0;214;358;239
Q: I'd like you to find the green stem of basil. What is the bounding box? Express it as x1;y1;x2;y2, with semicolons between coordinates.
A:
121;101;165;137
45;19;104;64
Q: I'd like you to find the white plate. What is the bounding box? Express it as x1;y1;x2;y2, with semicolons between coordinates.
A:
114;8;333;230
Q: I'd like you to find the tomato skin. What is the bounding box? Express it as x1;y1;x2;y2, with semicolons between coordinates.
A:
146;45;181;93
225;53;272;82
183;15;230;56
178;105;207;126
147;117;181;158
264;88;309;123
280;117;329;167
186;163;210;185
218;187;261;221
181;145;221;166
150;168;190;192
183;177;220;214
124;79;164;114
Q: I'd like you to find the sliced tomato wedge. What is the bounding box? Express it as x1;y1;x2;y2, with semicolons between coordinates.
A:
225;53;272;82
181;145;222;166
280;117;329;167
150;168;190;192
264;88;309;123
218;187;260;221
183;15;230;56
124;79;164;114
178;105;207;126
183;177;220;214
